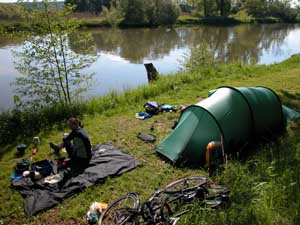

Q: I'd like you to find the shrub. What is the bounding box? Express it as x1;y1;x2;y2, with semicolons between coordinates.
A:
101;3;124;27
119;0;180;26
0;3;24;20
0;104;85;146
180;41;216;72
145;0;181;26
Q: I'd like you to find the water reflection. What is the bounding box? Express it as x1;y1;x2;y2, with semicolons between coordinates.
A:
0;36;23;48
78;24;294;65
89;28;181;63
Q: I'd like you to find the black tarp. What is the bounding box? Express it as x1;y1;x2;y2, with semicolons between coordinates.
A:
11;144;140;216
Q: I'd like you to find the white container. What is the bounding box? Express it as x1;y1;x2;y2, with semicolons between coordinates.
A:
33;137;40;146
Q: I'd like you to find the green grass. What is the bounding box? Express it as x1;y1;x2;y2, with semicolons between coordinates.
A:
1;56;300;224
79;17;109;28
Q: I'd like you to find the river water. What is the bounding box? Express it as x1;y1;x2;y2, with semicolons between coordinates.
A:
1;24;300;110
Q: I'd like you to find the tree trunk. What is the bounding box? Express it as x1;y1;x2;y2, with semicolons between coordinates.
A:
220;0;225;16
44;3;68;105
204;0;208;17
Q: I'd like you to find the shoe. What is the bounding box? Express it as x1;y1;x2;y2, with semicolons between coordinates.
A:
50;142;60;153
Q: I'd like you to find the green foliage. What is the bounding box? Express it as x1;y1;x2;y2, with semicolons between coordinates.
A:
0;3;25;20
145;0;181;26
181;41;216;72
12;1;97;109
231;9;253;22
119;0;147;26
118;0;180;26
203;0;219;17
240;0;298;22
101;2;124;27
180;0;298;22
215;0;231;16
0;104;85;146
64;0;108;14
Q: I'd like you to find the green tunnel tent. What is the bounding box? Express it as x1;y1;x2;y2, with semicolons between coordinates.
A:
156;86;284;166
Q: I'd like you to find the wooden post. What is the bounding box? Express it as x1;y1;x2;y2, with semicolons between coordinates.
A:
144;63;158;82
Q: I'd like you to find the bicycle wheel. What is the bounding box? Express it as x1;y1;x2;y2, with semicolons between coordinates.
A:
163;176;208;194
98;193;140;225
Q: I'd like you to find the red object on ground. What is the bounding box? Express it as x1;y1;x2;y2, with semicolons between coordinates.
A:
31;149;38;155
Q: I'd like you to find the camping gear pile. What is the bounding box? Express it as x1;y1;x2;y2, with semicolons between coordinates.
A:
11;157;64;182
136;101;178;120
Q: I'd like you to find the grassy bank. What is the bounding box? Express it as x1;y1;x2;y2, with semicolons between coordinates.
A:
1;56;300;224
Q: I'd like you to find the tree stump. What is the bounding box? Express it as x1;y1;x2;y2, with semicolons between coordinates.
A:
144;63;158;82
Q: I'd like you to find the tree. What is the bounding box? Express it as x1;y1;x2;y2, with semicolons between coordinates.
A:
12;1;97;109
216;0;231;16
117;0;180;26
119;0;147;25
64;0;110;14
145;0;181;25
101;0;124;27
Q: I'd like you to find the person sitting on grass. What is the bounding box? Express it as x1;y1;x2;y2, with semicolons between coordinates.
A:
50;117;92;174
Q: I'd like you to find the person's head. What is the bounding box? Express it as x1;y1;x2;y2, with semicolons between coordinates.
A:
67;117;82;130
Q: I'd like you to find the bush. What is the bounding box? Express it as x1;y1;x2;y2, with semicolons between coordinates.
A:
231;9;253;22
0;3;24;20
0;104;85;146
145;0;181;26
101;4;124;27
180;41;216;72
119;0;180;26
119;0;147;26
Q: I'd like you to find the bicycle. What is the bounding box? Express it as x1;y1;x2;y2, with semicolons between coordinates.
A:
98;176;229;225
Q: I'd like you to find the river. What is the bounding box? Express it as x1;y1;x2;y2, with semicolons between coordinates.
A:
1;24;300;110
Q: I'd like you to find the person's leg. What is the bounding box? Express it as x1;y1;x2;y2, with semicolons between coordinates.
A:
50;142;63;154
69;157;90;175
63;141;76;158
58;157;90;188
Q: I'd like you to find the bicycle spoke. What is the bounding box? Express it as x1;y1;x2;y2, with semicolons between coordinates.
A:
99;193;140;225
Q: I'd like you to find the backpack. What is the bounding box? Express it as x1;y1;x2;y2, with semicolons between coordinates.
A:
144;101;160;115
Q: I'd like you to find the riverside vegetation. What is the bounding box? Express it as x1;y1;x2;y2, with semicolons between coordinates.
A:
0;54;300;224
1;0;300;32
